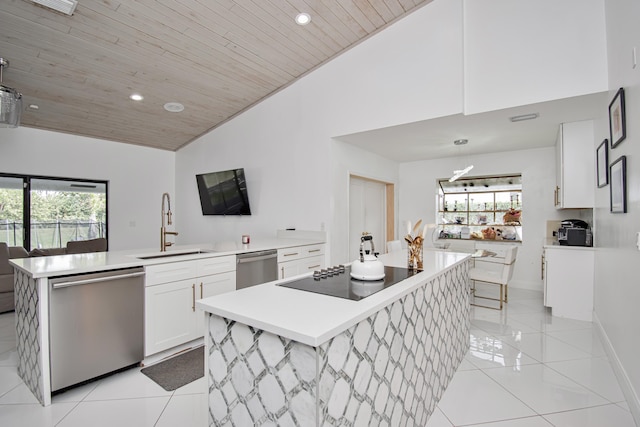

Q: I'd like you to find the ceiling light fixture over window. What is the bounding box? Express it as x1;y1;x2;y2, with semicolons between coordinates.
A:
295;12;311;25
449;139;474;182
129;93;144;101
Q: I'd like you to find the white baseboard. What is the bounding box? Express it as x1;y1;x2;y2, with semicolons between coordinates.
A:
593;312;640;425
142;338;204;367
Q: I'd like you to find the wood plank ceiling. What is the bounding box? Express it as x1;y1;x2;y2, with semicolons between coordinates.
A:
0;0;430;151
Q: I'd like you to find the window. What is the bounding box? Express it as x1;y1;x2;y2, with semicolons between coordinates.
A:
0;174;108;250
438;175;522;242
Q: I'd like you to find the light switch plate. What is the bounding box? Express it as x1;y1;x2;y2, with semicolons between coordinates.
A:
636;231;640;250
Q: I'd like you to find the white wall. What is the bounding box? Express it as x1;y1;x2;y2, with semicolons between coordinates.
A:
593;0;640;419
175;0;460;262
464;0;608;114
0;127;175;250
399;147;567;291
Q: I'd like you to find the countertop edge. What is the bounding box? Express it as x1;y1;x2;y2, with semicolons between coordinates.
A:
196;251;471;347
9;237;326;278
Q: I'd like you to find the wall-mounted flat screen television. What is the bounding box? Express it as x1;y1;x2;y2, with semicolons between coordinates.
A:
196;168;252;215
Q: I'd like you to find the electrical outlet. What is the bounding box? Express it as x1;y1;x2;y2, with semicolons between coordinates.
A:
633;47;637;69
636;232;640;250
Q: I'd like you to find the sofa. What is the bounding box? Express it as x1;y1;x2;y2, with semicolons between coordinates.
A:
0;238;108;313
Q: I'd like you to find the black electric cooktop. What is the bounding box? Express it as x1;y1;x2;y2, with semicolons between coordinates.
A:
278;266;418;301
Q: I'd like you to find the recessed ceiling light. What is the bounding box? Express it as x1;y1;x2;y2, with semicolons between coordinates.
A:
28;104;39;110
295;12;311;25
129;93;144;101
509;113;539;122
164;102;184;113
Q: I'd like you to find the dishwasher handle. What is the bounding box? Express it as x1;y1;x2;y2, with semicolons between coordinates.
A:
236;251;277;264
52;271;145;289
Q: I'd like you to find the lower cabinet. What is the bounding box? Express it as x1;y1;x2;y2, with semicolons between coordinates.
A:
277;244;326;279
195;271;235;336
543;246;594;321
279;255;325;279
144;256;235;356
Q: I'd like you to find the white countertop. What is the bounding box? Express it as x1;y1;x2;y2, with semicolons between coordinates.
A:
10;237;324;279
196;249;470;347
543;238;595;250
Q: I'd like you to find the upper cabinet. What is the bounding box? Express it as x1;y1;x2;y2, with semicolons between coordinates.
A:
554;120;595;209
463;0;608;115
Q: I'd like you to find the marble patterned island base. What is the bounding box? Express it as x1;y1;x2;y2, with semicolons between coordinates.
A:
205;261;469;426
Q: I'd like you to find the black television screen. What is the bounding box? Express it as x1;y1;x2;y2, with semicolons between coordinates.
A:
196;168;252;215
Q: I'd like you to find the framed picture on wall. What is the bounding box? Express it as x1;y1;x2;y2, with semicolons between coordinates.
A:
610;155;627;213
597;139;609;187
609;87;626;148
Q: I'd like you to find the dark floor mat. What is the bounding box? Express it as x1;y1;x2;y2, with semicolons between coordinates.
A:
141;346;204;391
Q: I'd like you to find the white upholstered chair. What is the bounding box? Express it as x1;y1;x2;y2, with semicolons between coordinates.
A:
469;245;518;310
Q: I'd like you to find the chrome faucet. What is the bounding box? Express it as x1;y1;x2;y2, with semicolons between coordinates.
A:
160;192;178;251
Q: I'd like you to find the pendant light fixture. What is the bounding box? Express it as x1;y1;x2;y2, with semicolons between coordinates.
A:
0;58;22;128
449;139;474;182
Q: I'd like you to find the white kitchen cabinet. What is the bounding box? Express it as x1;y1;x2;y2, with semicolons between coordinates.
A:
278;244;326;280
145;279;198;356
554;120;595;209
543;246;594;321
144;255;235;356
195;270;235;336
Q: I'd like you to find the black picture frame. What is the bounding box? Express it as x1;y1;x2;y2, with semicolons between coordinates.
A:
610;155;627;213
609;88;626;148
597;139;609;187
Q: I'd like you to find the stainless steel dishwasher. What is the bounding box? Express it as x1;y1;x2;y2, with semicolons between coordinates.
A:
236;250;278;289
49;267;145;392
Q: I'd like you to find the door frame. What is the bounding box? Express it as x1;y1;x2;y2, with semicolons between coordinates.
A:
349;174;395;246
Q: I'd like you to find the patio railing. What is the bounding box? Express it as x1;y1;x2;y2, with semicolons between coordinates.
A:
0;220;106;249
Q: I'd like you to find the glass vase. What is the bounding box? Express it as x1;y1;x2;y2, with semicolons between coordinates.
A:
408;242;423;270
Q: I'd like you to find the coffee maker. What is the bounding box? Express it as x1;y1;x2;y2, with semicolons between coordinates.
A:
557;219;592;247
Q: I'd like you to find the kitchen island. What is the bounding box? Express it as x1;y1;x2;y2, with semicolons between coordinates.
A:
196;249;471;426
9;231;326;406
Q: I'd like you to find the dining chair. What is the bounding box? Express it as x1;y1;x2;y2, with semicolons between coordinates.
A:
469;245;518;310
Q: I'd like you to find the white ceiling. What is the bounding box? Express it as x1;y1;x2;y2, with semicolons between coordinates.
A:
334;92;609;162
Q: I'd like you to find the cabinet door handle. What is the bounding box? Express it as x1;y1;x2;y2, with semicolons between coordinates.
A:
281;266;285;279
308;264;321;270
554;186;560;206
283;252;298;257
308;249;320;253
192;284;196;312
200;282;203;299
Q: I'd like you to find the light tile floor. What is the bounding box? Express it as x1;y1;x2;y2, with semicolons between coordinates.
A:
0;288;636;426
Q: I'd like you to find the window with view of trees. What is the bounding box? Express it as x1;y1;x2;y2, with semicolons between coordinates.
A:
0;174;108;250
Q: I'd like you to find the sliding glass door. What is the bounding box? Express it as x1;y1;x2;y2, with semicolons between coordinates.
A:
0;176;25;247
30;178;107;251
0;173;108;250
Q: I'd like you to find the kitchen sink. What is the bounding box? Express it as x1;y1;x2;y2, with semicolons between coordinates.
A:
135;250;215;260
